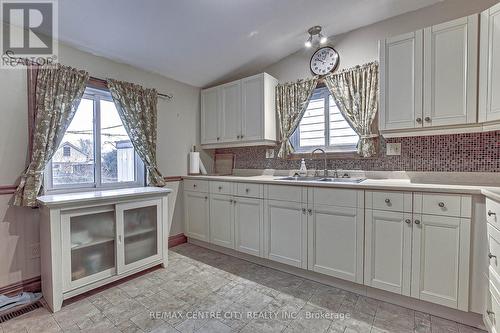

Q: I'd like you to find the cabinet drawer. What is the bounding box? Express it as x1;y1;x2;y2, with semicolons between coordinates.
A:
366;191;411;212
414;193;470;217
184;179;209;193
488;224;500;284
210;181;233;195
486;279;500;333
267;185;304;203
487;198;500;229
236;183;263;198
312;188;362;208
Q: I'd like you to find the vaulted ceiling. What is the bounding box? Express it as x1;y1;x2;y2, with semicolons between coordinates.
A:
55;0;442;87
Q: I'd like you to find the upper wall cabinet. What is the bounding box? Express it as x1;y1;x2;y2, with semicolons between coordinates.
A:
379;14;479;136
201;73;278;148
479;2;500;125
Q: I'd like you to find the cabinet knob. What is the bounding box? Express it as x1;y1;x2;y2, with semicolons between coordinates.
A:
193;184;197;187
217;137;220;141
489;253;497;259
405;219;412;224
438;202;445;208
245;188;250;193
424;116;431;122
233;200;237;204
237;135;241;139
414;219;421;225
218;186;222;190
488;210;497;217
308;209;313;215
240;134;244;139
416;118;422;123
302;208;306;214
229;199;233;203
204;196;208;200
385;198;391;204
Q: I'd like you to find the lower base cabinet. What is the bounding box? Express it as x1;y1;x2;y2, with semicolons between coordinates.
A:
234;197;264;257
308;204;364;283
264;199;307;269
209;194;235;248
365;210;412;296
184;191;210;241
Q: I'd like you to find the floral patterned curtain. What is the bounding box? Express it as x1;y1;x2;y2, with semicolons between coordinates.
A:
276;77;318;158
13;64;89;207
106;79;166;187
324;61;380;157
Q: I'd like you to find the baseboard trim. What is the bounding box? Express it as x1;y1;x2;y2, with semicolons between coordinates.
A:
0;185;16;195
187;238;486;331
0;276;41;296
168;233;187;248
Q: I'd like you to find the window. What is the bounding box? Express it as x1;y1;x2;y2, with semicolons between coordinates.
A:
291;87;359;152
45;87;145;192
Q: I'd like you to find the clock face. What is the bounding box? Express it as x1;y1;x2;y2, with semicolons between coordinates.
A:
310;47;339;75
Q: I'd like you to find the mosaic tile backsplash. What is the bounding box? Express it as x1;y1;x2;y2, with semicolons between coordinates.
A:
215;131;500;172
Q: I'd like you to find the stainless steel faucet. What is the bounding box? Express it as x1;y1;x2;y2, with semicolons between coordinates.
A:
311;148;328;177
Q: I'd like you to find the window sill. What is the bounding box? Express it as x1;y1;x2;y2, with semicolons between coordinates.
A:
288;149;359;160
43;183;145;196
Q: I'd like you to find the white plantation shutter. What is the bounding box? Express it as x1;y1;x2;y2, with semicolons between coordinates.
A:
292;88;358;151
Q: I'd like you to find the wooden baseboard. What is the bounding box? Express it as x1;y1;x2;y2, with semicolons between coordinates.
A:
168;233;187;248
0;185;16;195
0;276;41;296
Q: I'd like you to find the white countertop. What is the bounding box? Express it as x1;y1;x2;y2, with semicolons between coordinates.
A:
184;174;500;198
38;187;172;207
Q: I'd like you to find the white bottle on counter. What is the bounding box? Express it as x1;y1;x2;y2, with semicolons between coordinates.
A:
298;158;307;177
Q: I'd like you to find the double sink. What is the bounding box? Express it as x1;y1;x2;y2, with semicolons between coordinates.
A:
274;176;365;184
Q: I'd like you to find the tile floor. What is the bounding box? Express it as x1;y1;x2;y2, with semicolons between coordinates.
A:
0;243;486;333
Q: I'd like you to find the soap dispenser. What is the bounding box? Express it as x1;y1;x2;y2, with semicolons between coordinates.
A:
298;158;307;177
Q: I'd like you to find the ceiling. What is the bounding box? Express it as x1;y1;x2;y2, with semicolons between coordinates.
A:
55;0;441;87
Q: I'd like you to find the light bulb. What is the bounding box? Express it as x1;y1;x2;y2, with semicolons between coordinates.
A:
320;34;327;44
305;36;312;48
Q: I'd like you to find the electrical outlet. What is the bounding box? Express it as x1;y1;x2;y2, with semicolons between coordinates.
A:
30;243;40;259
266;149;275;158
386;142;402;156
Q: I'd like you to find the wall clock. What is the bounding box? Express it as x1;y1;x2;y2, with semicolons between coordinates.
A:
310;46;339;76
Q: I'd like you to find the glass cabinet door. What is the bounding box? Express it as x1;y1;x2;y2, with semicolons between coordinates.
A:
116;199;162;273
61;207;116;291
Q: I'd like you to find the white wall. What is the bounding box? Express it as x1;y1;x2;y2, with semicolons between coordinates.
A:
264;0;500;83
0;26;199;288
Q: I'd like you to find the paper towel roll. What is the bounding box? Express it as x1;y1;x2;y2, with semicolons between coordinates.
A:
189;152;200;174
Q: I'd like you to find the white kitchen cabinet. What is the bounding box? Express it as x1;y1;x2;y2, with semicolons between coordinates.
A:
365;210;412;296
411;214;471;311
234;196;264;257
220;81;242;142
308;204;364;283
379;30;423;130
184;191;210;242
423;15;478;127
200;73;278;148
209;194;235;249
200;87;219;144
379;14;479;136
264;199;307;269
479;2;500;124
39;188;170;312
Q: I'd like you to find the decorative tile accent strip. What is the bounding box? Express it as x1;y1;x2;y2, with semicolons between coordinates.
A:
215;131;500;172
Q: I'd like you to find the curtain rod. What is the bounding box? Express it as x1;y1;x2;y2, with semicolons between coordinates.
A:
90;76;173;100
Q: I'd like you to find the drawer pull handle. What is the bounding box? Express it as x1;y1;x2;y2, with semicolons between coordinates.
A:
405;219;412;224
487;310;495;316
302;208;306;214
438;202;445;208
489;210;497;217
489;253;497;259
414;219;421;225
245;188;250;193
385;199;391;204
308;209;313;215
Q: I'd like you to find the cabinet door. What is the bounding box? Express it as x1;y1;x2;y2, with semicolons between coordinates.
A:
308;205;364;283
264;200;307;269
61;206;116;292
201;87;220;144
241;74;264;142
365;210;412;296
220;81;241;142
479;3;500;123
423;15;478;127
234;197;264;257
379;31;423;130
184;191;210;241
209;194;234;249
411;214;471;310
116;199;162;274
